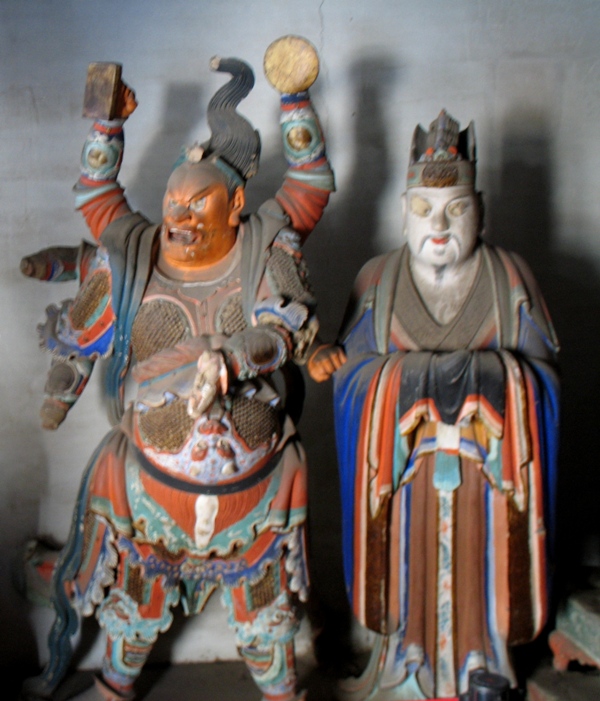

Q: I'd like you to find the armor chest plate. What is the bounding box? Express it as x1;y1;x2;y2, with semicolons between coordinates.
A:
131;264;246;363
129;256;283;489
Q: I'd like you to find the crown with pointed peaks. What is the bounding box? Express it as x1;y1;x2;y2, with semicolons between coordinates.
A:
406;110;476;188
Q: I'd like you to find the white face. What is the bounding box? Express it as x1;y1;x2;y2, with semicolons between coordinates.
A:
404;185;480;269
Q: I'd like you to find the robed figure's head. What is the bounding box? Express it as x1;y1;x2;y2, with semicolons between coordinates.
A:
402;110;482;270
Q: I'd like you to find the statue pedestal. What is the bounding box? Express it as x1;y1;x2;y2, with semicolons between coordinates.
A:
527;582;600;701
527;662;600;701
550;588;600;671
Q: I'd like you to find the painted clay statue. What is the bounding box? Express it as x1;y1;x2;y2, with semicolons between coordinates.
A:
21;36;334;701
308;111;559;699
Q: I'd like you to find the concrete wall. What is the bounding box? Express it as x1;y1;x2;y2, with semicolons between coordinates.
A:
1;0;599;682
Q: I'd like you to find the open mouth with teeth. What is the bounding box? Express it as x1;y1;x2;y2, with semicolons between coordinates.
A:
165;226;201;245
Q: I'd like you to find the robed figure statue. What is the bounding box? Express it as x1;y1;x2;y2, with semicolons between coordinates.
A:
309;110;559;700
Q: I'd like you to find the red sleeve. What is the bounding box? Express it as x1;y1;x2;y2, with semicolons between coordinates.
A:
79;187;131;241
275;179;331;244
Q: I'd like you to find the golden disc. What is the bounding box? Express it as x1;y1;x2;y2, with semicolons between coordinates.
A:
264;35;319;93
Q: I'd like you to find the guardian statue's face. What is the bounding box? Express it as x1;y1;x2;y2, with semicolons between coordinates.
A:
160;161;244;274
404;185;480;269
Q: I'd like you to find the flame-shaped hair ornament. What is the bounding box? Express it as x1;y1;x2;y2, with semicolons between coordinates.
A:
202;56;261;184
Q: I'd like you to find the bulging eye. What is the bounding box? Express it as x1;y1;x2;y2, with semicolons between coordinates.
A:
190;197;207;213
167;199;179;209
447;200;468;217
410;195;432;217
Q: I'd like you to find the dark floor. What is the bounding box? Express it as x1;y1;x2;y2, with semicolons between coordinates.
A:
10;658;600;701
527;662;600;701
10;656;337;701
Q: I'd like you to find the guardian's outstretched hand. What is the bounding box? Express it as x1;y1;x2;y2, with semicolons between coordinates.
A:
307;343;347;382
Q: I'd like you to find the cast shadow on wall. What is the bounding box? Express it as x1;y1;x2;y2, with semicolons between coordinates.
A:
2;409;51;686
128;82;207;220
487;116;600;679
301;55;399;676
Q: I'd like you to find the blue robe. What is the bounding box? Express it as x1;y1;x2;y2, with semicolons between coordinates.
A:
333;243;559;696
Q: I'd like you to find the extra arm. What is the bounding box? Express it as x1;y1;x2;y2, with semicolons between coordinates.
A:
40;357;94;430
35;244;116;428
20;240;113;430
74;118;131;239
31;76;138;428
74;79;137;239
264;36;335;242
20;245;82;282
274;91;335;241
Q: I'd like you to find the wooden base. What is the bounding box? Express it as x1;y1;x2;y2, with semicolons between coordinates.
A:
549;629;600;672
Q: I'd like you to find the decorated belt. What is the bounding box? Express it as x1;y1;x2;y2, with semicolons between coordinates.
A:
130;442;284;495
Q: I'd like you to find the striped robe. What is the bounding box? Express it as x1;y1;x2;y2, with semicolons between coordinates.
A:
333;243;559;698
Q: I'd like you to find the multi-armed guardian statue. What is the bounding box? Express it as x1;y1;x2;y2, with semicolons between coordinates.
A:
21;36;334;701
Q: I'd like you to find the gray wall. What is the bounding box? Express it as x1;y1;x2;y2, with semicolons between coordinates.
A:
2;0;599;684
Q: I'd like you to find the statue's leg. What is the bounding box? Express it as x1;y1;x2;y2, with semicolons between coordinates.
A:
22;430;124;700
223;532;307;701
55;539;181;701
93;539;181;699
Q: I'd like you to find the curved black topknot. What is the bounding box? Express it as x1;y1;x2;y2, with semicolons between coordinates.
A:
205;57;261;182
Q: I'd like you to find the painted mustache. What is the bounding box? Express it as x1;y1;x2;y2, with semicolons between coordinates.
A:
419;233;461;253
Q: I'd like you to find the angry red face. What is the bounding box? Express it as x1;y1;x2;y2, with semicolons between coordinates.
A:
159;161;245;276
